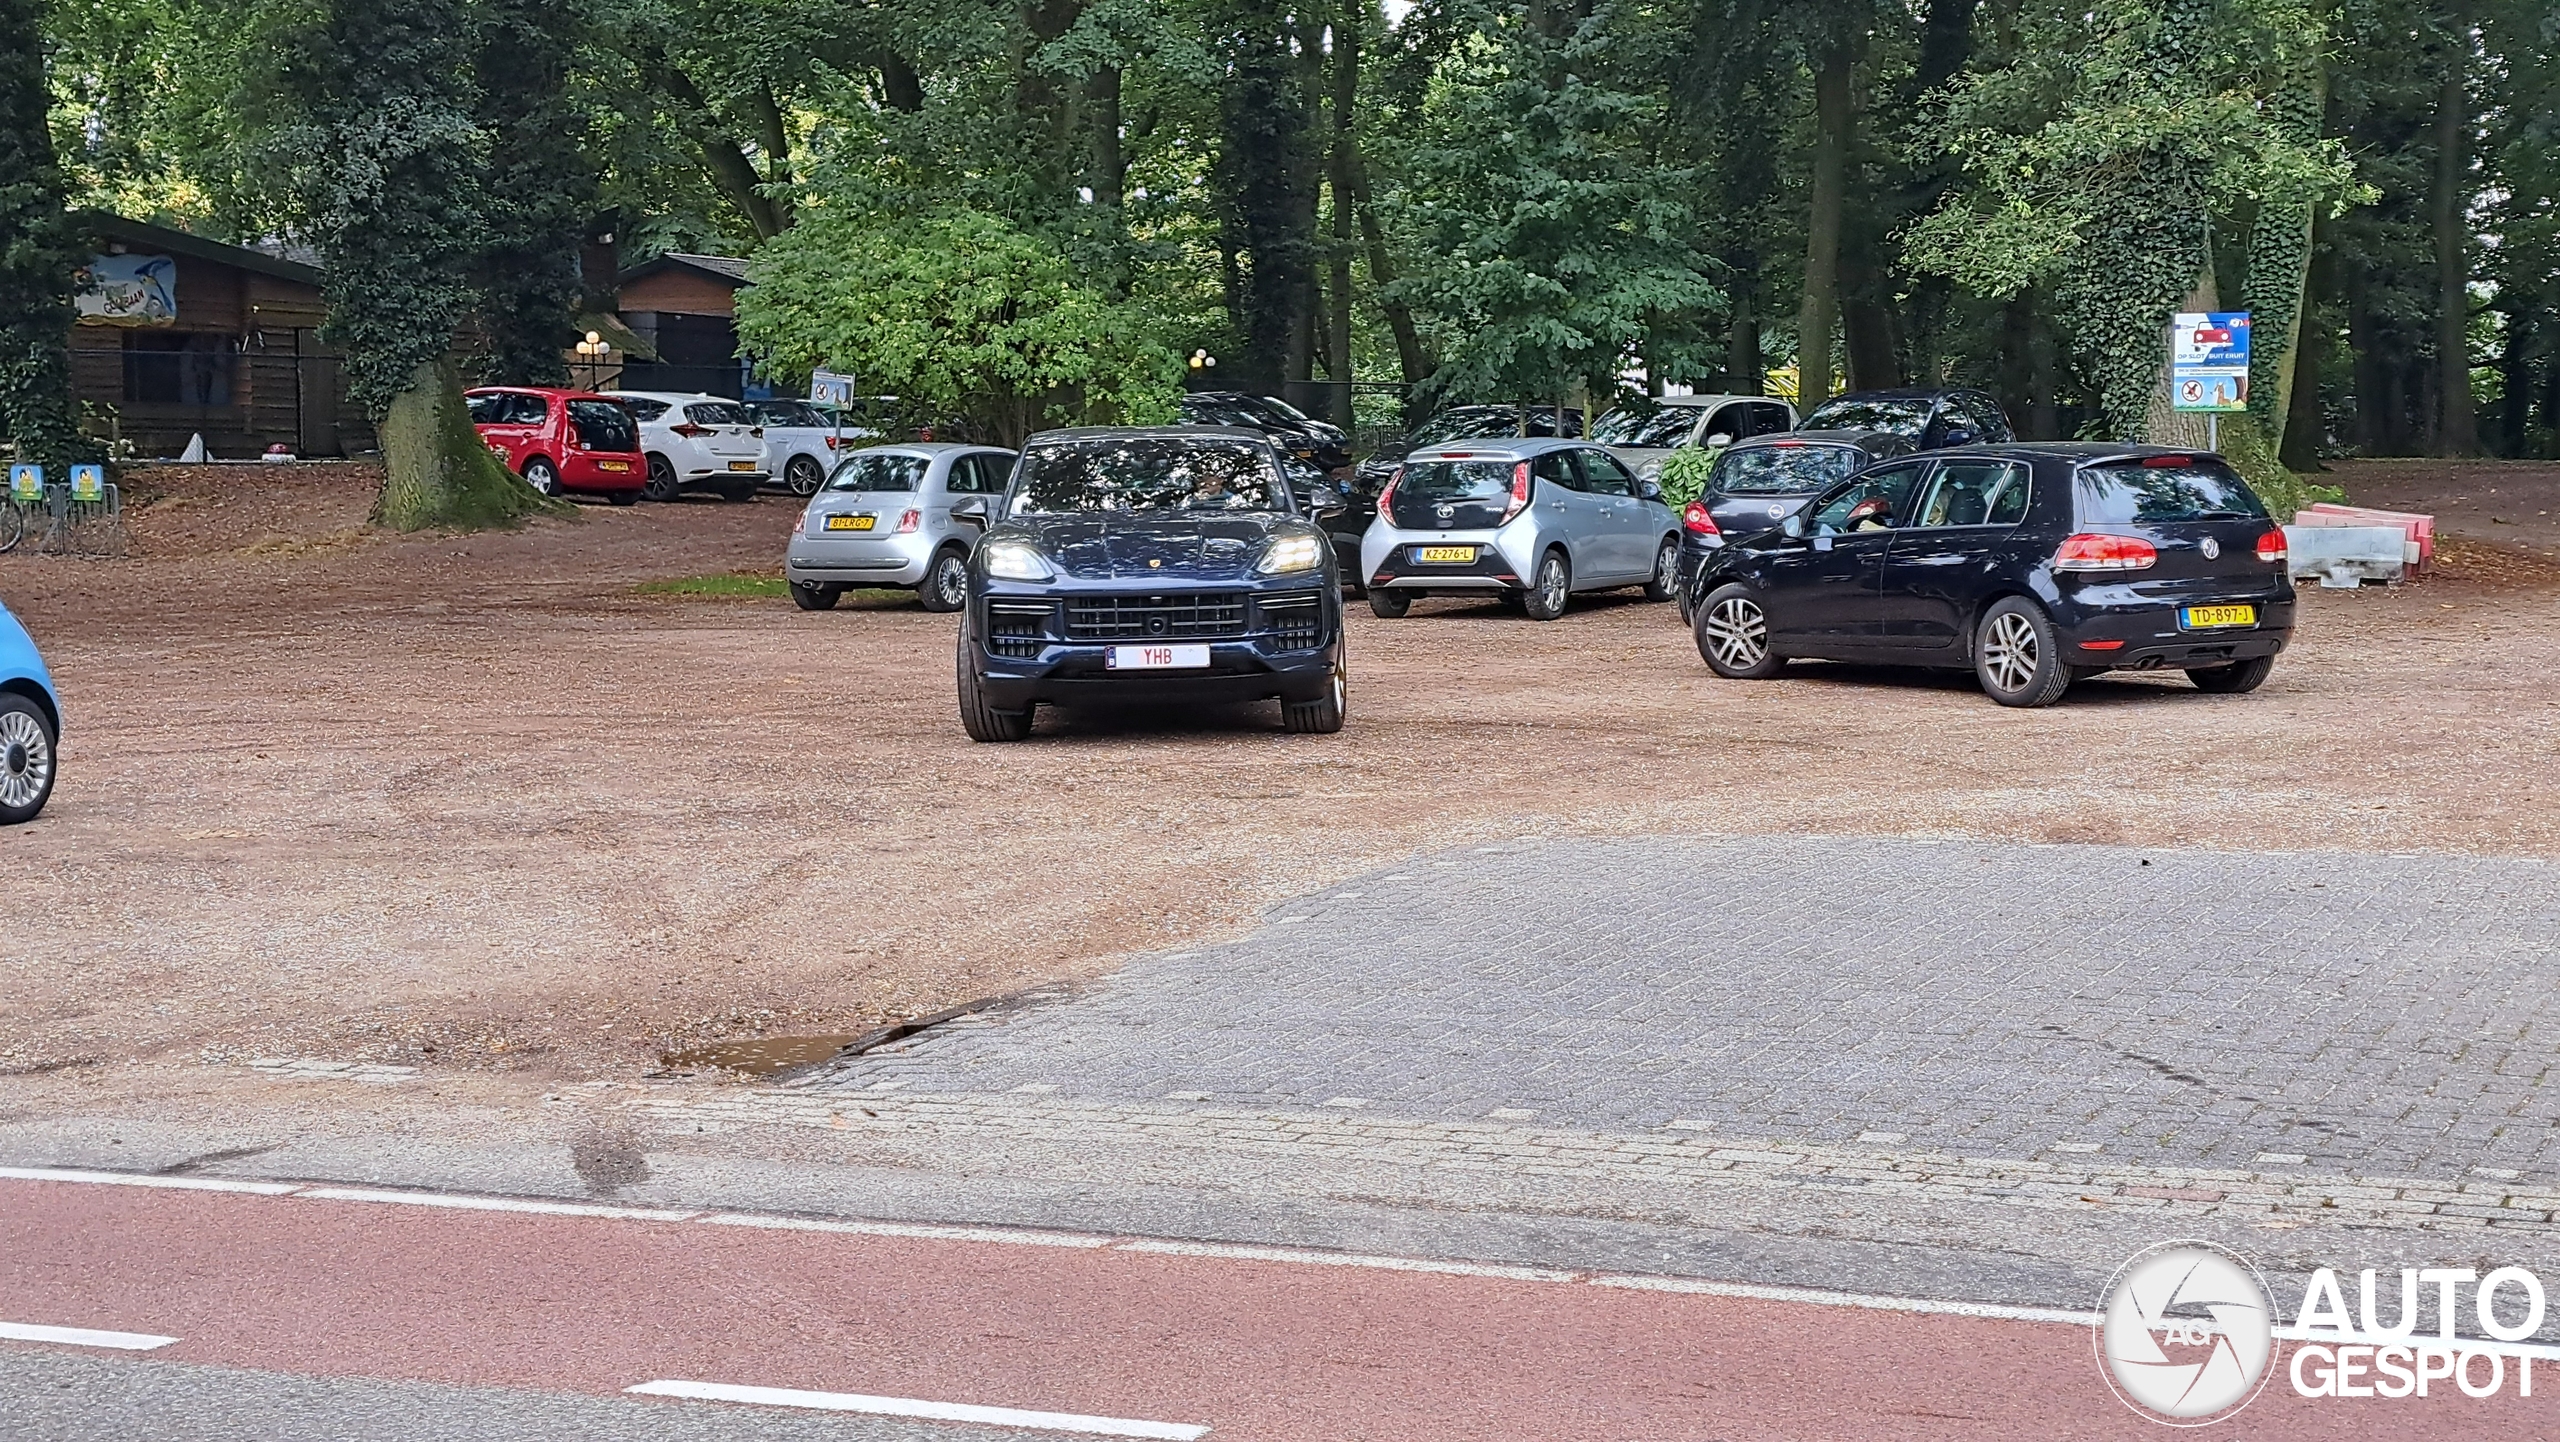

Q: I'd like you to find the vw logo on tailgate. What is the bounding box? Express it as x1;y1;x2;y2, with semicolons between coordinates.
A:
2201;536;2221;559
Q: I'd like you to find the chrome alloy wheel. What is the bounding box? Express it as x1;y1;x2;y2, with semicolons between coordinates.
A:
1981;610;2040;693
929;553;969;609
1538;555;1568;612
1703;596;1768;669
0;709;51;812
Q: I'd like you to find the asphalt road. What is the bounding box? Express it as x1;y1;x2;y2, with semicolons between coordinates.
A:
0;1174;2541;1441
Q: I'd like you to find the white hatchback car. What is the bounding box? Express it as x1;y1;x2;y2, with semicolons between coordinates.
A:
742;399;876;497
607;391;770;501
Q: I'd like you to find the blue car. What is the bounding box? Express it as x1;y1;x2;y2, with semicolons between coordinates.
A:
957;426;1346;741
0;597;58;823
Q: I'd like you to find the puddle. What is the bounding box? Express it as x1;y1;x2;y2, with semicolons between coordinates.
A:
659;1035;859;1076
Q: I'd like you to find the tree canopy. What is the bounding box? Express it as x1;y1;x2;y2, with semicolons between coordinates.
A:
18;0;2560;490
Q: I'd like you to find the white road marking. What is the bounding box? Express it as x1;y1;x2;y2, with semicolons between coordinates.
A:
0;1165;301;1196
3;1165;2143;1333
1117;1239;1575;1282
625;1380;1209;1439
700;1213;1112;1248
0;1321;179;1351
1588;1274;2098;1326
294;1187;697;1222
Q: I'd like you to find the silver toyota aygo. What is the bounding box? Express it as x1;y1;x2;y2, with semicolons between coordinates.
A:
785;443;1019;611
1358;436;1682;620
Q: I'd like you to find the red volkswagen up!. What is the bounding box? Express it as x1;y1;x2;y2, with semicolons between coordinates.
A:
464;387;646;503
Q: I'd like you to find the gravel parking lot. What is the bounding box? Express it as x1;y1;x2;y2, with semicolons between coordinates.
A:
3;459;2557;1090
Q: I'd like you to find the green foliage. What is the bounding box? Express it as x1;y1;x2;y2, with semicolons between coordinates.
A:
736;208;1182;445
472;0;593;385
1656;444;1717;507
0;0;88;470
1907;0;2364;439
270;0;491;418
1386;0;1719;408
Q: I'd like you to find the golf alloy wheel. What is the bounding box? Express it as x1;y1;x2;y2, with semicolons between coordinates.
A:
1980;611;2039;693
1705;596;1767;670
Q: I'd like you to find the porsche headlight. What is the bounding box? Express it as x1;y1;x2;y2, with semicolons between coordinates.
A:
981;539;1055;581
1256;532;1324;575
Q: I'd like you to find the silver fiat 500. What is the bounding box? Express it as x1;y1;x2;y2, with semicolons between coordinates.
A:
785;443;1018;612
1357;437;1682;621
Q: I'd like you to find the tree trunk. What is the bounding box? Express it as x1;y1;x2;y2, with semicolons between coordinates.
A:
1088;67;1125;211
1794;38;1854;408
374;360;565;530
2144;266;2219;448
2281;303;2327;470
1341;113;1427;393
1726;272;1760;394
2431;64;2474;455
1326;9;1357;425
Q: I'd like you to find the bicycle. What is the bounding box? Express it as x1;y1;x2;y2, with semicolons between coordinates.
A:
0;497;23;555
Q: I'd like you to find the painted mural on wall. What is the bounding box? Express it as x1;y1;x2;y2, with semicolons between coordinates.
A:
75;254;178;326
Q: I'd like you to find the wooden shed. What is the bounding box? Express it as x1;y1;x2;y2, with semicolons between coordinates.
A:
613;253;749;398
67;212;372;459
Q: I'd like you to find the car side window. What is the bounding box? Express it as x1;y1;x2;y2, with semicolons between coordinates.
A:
1579;449;1636;496
1749;403;1793;437
1807;462;1930;534
466;393;503;425
1957;394;2014;443
1909;460;2028;528
1700;407;1746;446
511;393;551;426
953;454;1002;494
1532;451;1579;492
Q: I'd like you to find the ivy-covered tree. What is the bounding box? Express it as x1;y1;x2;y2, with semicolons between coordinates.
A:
735;208;1181;445
0;0;88;472
271;0;558;529
1907;0;2357;477
472;0;593;385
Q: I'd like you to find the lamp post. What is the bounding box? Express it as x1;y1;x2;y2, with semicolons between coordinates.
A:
575;331;612;389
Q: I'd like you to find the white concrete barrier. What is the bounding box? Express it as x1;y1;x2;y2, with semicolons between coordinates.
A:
2284;524;2406;587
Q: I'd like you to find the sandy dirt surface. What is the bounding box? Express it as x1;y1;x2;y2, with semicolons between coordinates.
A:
3;458;2558;1094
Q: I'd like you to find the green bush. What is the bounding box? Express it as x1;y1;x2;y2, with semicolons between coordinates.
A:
1656;446;1718;508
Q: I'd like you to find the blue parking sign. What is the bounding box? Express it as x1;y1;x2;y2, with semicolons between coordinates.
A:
7;464;41;503
70;463;104;503
2172;313;2251;413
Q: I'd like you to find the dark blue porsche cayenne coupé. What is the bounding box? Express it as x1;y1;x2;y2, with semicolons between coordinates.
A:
1685;444;2296;707
956;427;1347;741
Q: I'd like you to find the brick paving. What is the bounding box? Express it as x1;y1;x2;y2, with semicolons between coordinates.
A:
803;836;2560;1181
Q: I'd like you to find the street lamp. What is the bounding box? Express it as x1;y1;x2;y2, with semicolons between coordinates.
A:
1188;350;1216;388
575;331;612;388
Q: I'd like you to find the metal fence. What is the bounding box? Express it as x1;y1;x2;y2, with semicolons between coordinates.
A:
0;483;126;559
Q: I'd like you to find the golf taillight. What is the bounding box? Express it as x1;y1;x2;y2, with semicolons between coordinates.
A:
2053;533;2158;572
1502;461;1532;523
895;508;922;534
1682;500;1720;536
2255;528;2288;563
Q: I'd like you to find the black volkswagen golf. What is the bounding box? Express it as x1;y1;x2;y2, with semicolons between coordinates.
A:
1684;444;2295;707
956;427;1347;741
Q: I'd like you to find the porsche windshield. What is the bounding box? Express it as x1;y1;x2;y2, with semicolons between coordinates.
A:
1013;438;1287;514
